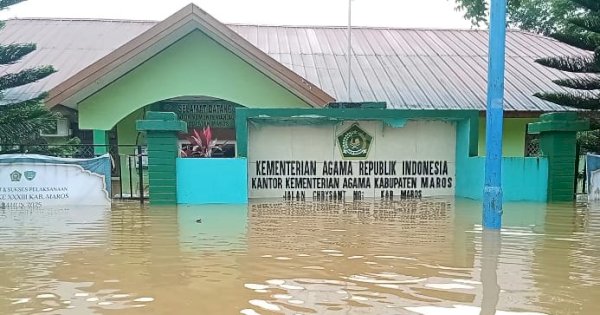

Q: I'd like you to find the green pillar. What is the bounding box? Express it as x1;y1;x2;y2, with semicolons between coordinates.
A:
136;112;187;205
234;108;249;158
93;129;108;155
528;112;588;202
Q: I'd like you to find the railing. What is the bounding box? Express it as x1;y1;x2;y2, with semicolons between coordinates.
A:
0;144;148;203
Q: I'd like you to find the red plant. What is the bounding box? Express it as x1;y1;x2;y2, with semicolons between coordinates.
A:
180;126;225;158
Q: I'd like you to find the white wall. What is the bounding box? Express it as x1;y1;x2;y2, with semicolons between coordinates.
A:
248;120;456;200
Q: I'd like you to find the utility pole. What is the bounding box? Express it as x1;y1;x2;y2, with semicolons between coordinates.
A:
483;0;507;229
347;0;352;102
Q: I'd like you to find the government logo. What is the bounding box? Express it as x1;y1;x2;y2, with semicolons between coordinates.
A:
337;124;372;159
10;170;22;182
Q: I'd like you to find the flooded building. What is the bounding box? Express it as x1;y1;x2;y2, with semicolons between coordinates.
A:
0;4;588;203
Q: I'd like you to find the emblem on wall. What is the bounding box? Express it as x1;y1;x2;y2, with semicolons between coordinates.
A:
337;123;372;159
10;170;22;182
24;170;36;181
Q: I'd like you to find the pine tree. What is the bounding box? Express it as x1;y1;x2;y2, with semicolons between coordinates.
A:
0;0;57;146
534;0;600;113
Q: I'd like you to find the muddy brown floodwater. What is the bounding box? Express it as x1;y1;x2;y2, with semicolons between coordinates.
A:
1;198;599;314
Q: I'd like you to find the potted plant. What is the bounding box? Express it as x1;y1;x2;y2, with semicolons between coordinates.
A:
180;126;226;158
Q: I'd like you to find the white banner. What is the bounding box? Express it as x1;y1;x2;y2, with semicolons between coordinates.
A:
587;153;600;201
0;154;111;208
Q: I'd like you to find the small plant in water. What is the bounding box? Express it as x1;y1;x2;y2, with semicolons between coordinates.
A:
180;126;226;158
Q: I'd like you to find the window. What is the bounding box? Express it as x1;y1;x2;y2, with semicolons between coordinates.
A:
40;118;71;137
524;125;541;157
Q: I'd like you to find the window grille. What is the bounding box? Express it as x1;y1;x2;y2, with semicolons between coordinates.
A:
525;132;541;157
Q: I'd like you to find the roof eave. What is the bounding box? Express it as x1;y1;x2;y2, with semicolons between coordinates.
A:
46;3;334;109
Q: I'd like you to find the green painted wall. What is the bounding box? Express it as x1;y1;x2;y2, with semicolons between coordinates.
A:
117;108;146;146
136;111;187;205
478;117;536;157
79;30;312;131
540;132;577;201
92;130;108;155
528;112;589;201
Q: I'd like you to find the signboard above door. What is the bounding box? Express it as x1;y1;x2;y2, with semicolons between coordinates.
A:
156;100;238;129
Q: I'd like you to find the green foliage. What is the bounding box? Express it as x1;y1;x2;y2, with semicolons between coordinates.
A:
550;31;600;50
577;129;600;153
0;0;78;151
532;0;600;152
454;0;487;27
0;137;83;156
454;0;577;35
0;95;58;143
46;137;82;157
0;66;55;90
0;0;26;10
534;91;600;109
553;77;600;90
536;55;598;73
571;0;600;12
534;1;600;112
0;43;35;64
569;15;600;34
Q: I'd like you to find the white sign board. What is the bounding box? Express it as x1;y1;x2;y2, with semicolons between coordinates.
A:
587;154;600;201
248;120;456;200
0;154;111;208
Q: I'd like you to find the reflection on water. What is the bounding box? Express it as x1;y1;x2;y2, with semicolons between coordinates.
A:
0;198;599;314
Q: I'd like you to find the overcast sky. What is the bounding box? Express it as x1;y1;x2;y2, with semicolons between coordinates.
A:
0;0;474;29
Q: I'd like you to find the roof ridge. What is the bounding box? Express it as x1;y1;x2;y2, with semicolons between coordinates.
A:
6;17;529;32
513;29;571;42
6;17;158;23
228;23;488;31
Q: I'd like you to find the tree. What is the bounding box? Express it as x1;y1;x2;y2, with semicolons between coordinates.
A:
0;0;57;147
532;0;600;159
533;1;600;118
455;0;578;35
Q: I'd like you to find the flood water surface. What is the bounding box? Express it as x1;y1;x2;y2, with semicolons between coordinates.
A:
1;199;599;314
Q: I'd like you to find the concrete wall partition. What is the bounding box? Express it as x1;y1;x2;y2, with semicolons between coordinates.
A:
176;158;248;204
455;119;549;202
236;108;552;202
456;156;549;201
138;109;582;204
137;111;248;205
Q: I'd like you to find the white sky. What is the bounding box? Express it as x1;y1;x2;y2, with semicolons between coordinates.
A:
0;0;474;29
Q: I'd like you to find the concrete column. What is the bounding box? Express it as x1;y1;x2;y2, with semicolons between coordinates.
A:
136;112;187;205
528;112;588;202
